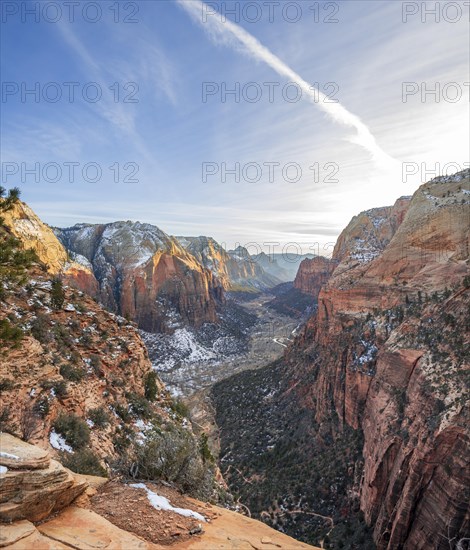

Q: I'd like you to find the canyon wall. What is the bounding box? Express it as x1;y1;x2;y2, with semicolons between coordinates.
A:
285;170;469;548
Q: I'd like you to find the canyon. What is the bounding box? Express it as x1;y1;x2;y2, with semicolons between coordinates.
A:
212;170;470;549
0;168;469;550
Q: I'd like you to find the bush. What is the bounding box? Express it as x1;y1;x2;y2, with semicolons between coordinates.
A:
33;396;50;418
171;399;189;418
53;413;90;449
89;354;103;376
129;425;214;498
88;407;110;428
60;449;107;477
30;314;52;344
114;404;131;423
60;363;85;382
127;393;152;419
144;371;158;401
41;379;67;399
0;378;15;392
0;319;24;349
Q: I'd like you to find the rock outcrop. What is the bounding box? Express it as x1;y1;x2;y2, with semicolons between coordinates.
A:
287;169;470;548
2;201;99;297
177;237;281;291
212;169;470;549
293;256;335;300
0;435;319;550
54;223;224;333
0;434;87;522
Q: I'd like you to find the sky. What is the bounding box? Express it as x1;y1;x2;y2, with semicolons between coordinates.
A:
1;0;469;254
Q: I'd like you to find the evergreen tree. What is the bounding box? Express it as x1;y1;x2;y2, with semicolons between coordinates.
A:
50;278;65;310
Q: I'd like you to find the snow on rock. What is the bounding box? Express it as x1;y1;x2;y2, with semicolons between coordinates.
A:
0;466;7;475
130;483;206;522
49;430;73;453
0;451;20;460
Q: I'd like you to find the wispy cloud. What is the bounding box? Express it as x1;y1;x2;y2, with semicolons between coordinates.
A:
177;0;398;168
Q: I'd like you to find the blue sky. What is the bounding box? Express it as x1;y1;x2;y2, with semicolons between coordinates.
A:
1;0;469;253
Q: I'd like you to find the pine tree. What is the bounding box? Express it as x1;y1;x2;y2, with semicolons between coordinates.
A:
50;278;65;310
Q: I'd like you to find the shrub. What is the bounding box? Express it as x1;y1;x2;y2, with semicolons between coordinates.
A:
41;379;68;399
53;413;90;449
0;319;24;349
114;404;131;423
88;407;110;428
144;371;158;401
0;378;15;392
127;393;152;419
33;396;50;418
60;363;85;382
129;425;214;498
171;399;189;418
60;449;107;477
89;354;103;376
30;314;52;344
199;432;214;463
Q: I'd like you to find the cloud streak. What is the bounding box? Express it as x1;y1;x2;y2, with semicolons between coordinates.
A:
177;0;397;167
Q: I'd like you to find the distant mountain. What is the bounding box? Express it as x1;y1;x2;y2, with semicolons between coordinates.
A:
252;252;317;282
177;237;282;291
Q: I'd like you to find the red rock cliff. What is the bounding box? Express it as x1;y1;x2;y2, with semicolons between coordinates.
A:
286;169;470;549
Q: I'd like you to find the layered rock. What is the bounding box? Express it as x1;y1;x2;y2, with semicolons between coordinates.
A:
0;434;87;522
55;223;224;332
0;269;188;467
177;237;281;291
0;435;319;550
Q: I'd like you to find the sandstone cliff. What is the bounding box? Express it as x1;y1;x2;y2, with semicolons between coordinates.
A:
293;256;335;300
211;169;469;549
287;169;470;548
2;201;99;297
177;237;281;291
54;223;225;333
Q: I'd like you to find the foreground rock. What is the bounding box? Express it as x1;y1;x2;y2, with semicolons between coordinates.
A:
0;434;87;522
0;434;318;549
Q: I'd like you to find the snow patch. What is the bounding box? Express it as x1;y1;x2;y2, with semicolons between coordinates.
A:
0;466;7;475
130;483;206;522
0;451;20;460
49;430;73;453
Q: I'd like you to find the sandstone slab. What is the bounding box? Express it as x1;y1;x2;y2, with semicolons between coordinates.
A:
0;434;50;470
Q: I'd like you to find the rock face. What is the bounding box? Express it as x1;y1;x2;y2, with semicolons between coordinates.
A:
0;434;87;522
2;201;99;297
287;170;470;548
55;223;224;333
0;270;191;467
293;256;335;300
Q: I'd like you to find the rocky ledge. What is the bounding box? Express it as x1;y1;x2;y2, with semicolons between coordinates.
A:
0;434;319;549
